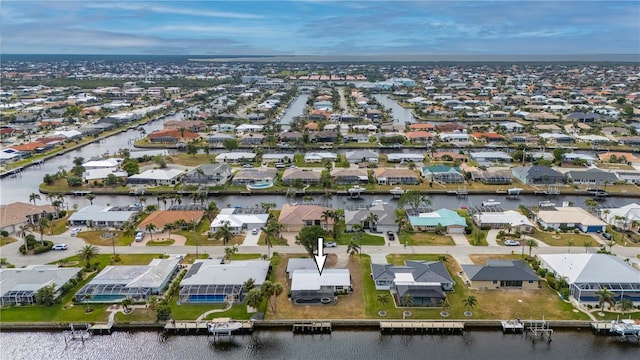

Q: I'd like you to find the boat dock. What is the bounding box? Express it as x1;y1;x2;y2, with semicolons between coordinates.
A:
526;320;553;343
292;322;332;334
501;320;524;333
88;323;113;334
163;320;253;334
380;321;464;334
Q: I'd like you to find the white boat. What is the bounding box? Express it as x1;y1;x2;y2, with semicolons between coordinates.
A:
610;318;640;336
481;199;501;207
538;201;555;207
507;187;523;195
347;185;366;194
207;318;243;335
389;187;405;196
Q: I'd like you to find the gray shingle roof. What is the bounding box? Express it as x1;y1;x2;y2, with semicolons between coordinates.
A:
462;260;539;281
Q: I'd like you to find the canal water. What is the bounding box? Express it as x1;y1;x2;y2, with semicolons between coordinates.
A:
1;330;638;360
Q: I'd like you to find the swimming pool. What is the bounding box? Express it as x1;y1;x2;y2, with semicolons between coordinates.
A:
247;182;274;190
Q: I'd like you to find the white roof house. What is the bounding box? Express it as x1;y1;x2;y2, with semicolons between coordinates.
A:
536;207;607;233
473;210;535;233
286;258;318;279
68;205;138;227
53;129;83;139
290;269;351;291
1;265;82;305
82;158;123;169
599;203;640;229
127;168;184;186
83;168;128;182
304;152;338;163
215;152;256;163
539;254;640;304
209;208;269;234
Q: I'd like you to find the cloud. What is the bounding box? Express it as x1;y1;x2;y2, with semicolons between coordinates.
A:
85;2;265;20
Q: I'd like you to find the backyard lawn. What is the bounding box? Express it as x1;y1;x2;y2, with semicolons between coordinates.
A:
399;231;455;246
529;228;596;247
78;230;133;246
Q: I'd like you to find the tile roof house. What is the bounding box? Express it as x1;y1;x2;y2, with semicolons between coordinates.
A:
405;131;435;143
536;206;607;233
374;168;420;185
147;128;199;143
420;165;464;183
282;168;322;186
511;165;565;185
566;168;618;185
278;204;333;232
0;202;57;234
331;169;368;185
462;260;540;290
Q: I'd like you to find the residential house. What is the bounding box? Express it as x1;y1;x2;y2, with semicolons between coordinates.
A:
278;204;333;232
462;260;540;290
598;152;640;167
345;150;379;164
331;169;368;185
147;129;199;144
312;130;338;143
420;165;464;183
512;165;565;185
290;269;351;305
374;168;420;185
178;260;270;304
207;133;235;146
209;208;269;234
599;203;640;230
405;131;435;144
282;168;322;186
472;132;505;142
472;210;535;233
1;266;82;305
232;169;278;186
0;202;57;234
127;168;184;186
430;152;466;162
563;153;597;165
279;131;303;143
386;153;424;163
137;210;205;232
566;168;618;186
407;208;467;234
68;205;139;228
215;152;257;164
82;168;128;184
536;207;607;233
540;254;640;305
469;151;513;165
239;133;264;145
74;258;180;303
304;152;337;163
344;201;397;233
184;163;232;186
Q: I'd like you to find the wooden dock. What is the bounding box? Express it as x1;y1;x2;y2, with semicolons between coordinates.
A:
591;321;613;333
380;321;464;334
501;320;524;333
88;323;113;334
163;321;253;334
292;322;332;334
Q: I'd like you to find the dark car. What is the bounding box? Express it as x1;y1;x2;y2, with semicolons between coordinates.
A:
602;232;612;240
387;231;395;241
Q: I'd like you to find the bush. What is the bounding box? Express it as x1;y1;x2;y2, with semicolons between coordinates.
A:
537;268;547;277
480;225;491;231
0;230;8;237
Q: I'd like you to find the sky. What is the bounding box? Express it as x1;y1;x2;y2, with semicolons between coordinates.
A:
1;1;639;56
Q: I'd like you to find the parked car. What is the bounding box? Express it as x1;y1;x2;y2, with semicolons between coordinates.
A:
602;232;612;240
135;232;145;242
70;228;81;236
387;231;395;241
324;241;337;248
52;244;68;250
242;164;254;168
251;228;259;235
504;240;520;246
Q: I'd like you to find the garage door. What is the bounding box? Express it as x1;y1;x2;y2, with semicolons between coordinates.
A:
448;227;465;234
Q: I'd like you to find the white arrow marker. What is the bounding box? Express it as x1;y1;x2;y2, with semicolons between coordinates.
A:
314;237;327;276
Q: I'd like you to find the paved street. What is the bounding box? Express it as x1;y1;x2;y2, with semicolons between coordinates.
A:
2;230;638;268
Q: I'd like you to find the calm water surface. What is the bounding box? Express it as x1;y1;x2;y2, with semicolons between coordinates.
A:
1;330;638;360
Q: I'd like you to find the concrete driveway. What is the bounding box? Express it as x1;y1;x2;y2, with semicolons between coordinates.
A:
241;229;261;246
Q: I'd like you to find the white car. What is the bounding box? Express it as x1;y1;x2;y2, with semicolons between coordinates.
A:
70;228;81;236
504;240;520;246
52;244;68;250
324;241;337;248
251;228;259;235
135;232;145;242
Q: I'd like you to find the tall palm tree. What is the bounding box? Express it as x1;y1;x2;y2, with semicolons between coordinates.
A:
365;212;379;231
85;193;96;205
462;295;478;316
321;209;335;232
595;288;616;312
331;211;343;239
214;220;234;246
163;223;176;239
346;240;360;257
36;217;48;246
440;298;451;316
527;238;539;257
402;294;414;307
145;223;156;239
78;244;100;268
29;192;41;205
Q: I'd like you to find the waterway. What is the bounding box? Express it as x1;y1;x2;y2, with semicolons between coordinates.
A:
278;94;309;130
1;330;638;360
373;94;415;125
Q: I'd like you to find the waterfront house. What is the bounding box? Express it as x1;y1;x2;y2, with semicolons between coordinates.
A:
420;165;464;183
147;128;199;143
81;158;123;170
406;208;467;234
331;168;368;185
282;168;322;186
1;265;81;305
598;203;640;230
345;150;379;164
511;165;565;185
563;153;596;165
137;210;205;232
279;131;303;143
304;152;337;163
74;258;180;303
68;205;138;228
231;168;277;186
405;131;435;144
344;201;397;233
374;168;420;185
472;210;534;233
0;202;57;235
312;130;338;143
536;207;606;233
126;168;184;186
598;152;640;167
539;254;640;305
462;260;540;290
215;152;256;164
286;258;318;279
469;151;513;165
290;268;352;305
183;163;232;186
278;204;333;232
207;133;235;146
386;153;424;164
240;133;264;145
565;168;618;186
209;208;268;234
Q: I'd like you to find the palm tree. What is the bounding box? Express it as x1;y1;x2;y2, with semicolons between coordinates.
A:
214;220;234;246
595;288;616;313
462;295;478;316
377;294;390;309
224;246;236;261
346;240;360;257
271;282;283;315
37;217;48;246
440;298;450;317
145;223;156;239
321;210;335;232
365;212;379;231
85;193;96;205
526;238;539;257
29;192;41;205
584;198;599;214
331;211;343;239
583;239;593;253
402;294;414;307
78;245;100;268
163;223;176;239
121;297;133;313
619;298;633;314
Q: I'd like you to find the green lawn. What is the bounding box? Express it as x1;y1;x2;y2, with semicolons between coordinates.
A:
398;231;455;246
530;228;596;247
228;253;262;261
77;230;133;246
0;237;18;246
146;239;176;246
590;311;640;321
338;232;385;246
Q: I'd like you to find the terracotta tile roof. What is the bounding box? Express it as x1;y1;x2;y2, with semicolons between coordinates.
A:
137;210;205;230
147;129;200;140
278;204;333;226
11;142;47;151
0;202;57;228
405;131;435;139
408;123;435;130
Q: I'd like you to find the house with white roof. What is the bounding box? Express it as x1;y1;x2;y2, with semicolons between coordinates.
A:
209;208;269;234
472;210;535;233
599;203;640;231
215;152;256;164
536;207;607;233
68;205;139;228
1;265;82;306
304;152;338;163
82;158;123;169
290;268;352;305
178;260;270;304
539;254;640;305
126;168;184;186
82;168;128;184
